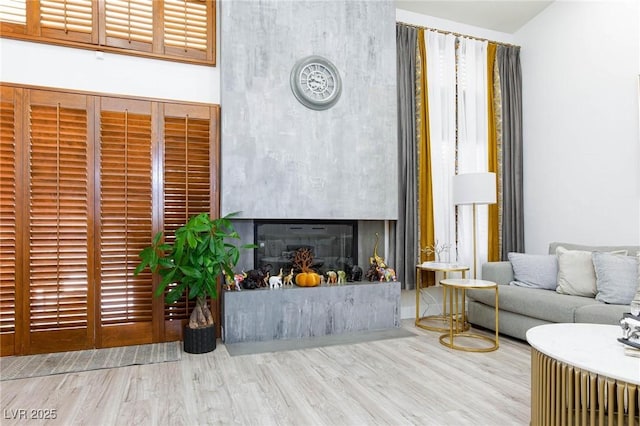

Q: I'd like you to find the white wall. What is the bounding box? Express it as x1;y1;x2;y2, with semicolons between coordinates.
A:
515;0;640;253
0;28;220;104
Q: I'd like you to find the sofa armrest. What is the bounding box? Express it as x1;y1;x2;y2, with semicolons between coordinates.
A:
481;261;514;286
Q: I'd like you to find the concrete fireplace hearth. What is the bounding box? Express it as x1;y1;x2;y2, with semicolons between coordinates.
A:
222;281;401;344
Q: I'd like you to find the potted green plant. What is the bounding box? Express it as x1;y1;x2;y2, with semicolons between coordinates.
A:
135;212;254;353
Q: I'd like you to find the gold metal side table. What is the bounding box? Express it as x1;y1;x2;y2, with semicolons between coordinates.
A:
415;262;469;332
439;278;499;352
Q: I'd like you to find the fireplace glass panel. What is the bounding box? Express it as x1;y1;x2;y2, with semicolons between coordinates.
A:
254;220;357;275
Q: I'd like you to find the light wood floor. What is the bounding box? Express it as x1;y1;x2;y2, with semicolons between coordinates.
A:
0;320;531;425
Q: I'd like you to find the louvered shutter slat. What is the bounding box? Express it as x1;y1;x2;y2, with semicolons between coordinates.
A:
99;108;153;328
0;0;25;25
163;0;209;56
40;0;94;43
105;0;153;49
0;90;17;339
163;115;210;320
29;103;89;331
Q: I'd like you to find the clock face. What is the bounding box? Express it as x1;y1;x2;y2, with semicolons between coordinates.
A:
290;56;342;110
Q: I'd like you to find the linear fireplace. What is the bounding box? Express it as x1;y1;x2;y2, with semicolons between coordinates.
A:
254;220;357;276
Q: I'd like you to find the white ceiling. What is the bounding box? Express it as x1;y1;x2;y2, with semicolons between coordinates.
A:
395;0;554;33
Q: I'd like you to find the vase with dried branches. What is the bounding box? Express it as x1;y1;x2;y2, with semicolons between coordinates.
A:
421;240;452;264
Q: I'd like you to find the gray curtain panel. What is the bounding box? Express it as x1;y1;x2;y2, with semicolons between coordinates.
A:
497;45;525;257
395;24;418;289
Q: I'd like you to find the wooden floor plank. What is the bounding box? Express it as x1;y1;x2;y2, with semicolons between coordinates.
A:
0;320;531;425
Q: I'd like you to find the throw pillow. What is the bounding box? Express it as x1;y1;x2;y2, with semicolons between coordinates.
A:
555;246;598;297
592;252;639;304
632;252;640;314
507;252;558;290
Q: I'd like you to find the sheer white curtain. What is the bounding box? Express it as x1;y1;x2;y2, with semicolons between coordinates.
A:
456;37;489;277
425;30;457;261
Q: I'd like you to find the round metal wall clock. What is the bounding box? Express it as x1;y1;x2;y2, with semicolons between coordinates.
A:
290;55;342;110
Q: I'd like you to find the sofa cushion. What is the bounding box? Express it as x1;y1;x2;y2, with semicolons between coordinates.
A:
481;261;514;286
555;246;630;298
632;252;640;315
592;252;638;304
507;252;557;290
555;247;598;297
574;303;629;325
548;242;639;256
467;285;595;324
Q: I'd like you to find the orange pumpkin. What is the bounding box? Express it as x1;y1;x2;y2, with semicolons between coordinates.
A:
296;272;321;287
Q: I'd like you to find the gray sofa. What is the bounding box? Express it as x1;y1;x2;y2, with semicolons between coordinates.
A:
467;242;639;340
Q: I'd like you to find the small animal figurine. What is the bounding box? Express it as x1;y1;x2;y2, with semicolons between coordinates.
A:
377;266;397;282
366;261;381;281
369;232;387;268
243;264;272;290
224;274;233;291
350;265;363;281
337;270;347;285
263;272;270;288
269;268;283;289
269;275;282;289
233;272;247;291
326;270;338;285
283;268;294;286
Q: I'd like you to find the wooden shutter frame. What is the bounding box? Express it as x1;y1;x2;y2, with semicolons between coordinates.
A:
0;86;23;356
38;0;98;44
1;83;219;355
1;0;216;66
24;89;96;355
95;97;157;348
161;102;219;340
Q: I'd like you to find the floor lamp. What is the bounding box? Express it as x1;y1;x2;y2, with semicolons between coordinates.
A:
452;172;497;279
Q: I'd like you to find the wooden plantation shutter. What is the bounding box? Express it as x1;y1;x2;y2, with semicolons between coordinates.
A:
0;1;215;64
38;0;97;44
97;98;155;347
0;0;25;24
0;86;20;355
103;0;153;52
163;0;213;62
0;83;221;355
0;0;27;36
26;90;94;354
162;103;217;338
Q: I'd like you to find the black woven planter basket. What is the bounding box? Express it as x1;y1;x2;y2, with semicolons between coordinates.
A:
183;324;216;354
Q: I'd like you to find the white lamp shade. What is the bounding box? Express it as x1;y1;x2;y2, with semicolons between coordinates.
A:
453;172;497;205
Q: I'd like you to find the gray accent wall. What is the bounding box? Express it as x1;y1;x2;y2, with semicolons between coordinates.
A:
220;0;398;220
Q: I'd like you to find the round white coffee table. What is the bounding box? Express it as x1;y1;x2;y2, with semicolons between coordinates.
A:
527;323;640;424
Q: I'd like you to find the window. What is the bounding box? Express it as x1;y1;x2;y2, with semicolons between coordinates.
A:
0;0;215;65
0;83;220;355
